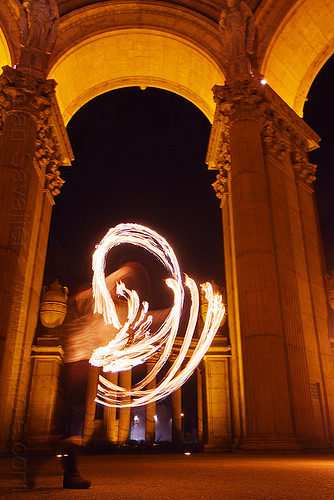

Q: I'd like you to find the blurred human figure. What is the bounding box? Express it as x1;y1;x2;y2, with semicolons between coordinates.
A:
60;262;151;489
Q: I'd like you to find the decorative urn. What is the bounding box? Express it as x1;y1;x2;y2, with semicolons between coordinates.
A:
39;279;69;328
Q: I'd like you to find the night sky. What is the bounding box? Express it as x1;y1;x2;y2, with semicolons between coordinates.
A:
44;86;223;295
44;54;334;295
303;54;334;273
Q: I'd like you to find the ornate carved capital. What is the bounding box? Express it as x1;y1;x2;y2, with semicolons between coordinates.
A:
0;66;56;121
212;80;268;124
36;123;65;199
207;79;320;189
0;66;71;200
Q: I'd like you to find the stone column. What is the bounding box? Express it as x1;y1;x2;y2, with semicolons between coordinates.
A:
104;372;118;443
196;366;204;443
83;366;100;443
293;159;334;445
208;80;296;450
117;369;132;444
209;131;246;447
145;362;156;443
171;385;182;446
207;78;334;450
0;66;72;451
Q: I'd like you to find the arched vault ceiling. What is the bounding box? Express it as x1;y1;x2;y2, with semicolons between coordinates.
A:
0;27;11;72
262;0;334;116
0;0;20;69
48;29;225;125
1;0;334;118
51;1;223;68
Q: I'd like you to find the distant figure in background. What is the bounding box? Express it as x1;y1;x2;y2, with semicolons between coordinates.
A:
60;261;151;489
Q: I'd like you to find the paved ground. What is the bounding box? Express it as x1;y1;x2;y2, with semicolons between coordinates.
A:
2;452;334;499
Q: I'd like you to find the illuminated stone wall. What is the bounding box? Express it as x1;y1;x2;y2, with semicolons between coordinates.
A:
0;0;334;453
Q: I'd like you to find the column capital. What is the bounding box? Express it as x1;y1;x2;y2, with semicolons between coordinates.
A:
0;66;73;201
208;79;321;190
212;80;268;124
0;65;57;120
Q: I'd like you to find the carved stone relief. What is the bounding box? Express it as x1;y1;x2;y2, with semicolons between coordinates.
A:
219;0;259;82
207;79;319;193
0;66;65;199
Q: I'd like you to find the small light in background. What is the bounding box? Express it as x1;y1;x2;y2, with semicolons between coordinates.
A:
185;452;191;456
261;79;267;85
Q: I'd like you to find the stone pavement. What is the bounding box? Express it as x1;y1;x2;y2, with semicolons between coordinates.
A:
1;452;334;499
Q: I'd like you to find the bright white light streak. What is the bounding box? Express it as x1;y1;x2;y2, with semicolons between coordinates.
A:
89;223;225;408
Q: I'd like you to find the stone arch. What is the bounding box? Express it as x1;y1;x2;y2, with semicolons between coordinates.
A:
0;26;11;70
262;0;334;116
48;29;225;125
0;0;20;70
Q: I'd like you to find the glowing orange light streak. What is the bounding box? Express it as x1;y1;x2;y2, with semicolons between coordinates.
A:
89;223;225;408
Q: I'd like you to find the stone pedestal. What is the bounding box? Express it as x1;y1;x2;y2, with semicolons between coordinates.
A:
0;66;73;451
26;336;64;445
203;355;231;450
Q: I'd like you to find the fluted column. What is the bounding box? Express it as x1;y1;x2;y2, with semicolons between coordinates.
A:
104;372;118;443
208;80;299;450
210;149;245;447
171;385;182;446
0;66;72;451
83;366;99;443
196;366;204;443
208;78;334;450
295;168;334;445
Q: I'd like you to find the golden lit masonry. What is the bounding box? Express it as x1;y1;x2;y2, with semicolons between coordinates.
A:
0;0;334;461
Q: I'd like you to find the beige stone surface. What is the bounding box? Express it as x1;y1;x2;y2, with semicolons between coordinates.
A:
203;356;231;450
0;0;334;453
48;29;224;124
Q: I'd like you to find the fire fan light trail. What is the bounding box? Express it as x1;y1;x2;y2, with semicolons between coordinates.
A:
90;223;225;408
